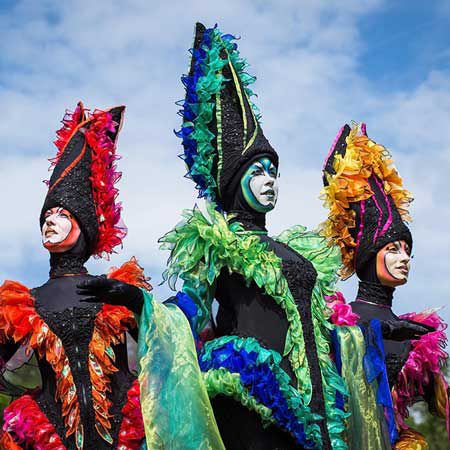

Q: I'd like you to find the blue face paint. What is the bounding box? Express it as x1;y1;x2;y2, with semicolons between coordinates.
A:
240;157;278;213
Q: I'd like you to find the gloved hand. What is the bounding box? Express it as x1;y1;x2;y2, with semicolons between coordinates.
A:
77;276;144;314
380;319;434;341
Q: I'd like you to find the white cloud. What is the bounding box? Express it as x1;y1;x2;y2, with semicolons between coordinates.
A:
1;0;449;327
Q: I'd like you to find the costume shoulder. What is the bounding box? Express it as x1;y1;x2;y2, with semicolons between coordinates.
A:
276;225;341;296
107;256;152;291
159;202;277;289
0;280;34;343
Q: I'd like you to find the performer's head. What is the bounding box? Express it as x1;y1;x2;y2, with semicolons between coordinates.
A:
40;102;126;261
42;206;81;253
376;240;411;287
321;122;413;282
177;23;278;213
240;157;278;213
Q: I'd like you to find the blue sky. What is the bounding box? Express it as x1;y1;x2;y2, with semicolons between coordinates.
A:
360;2;450;90
0;0;449;328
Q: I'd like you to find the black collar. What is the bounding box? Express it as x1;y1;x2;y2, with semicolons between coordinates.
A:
356;280;394;308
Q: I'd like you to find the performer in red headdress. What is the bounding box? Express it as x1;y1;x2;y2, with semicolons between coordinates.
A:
0;103;148;449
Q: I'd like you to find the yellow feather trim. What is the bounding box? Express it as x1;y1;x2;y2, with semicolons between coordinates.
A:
320;123;413;279
393;428;429;450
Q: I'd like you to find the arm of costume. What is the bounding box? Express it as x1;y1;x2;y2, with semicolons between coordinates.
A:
137;289;225;450
0;342;21;418
164;283;216;350
76;257;152;346
394;309;450;437
159;204;226;335
278;229;395;449
0;282;42;426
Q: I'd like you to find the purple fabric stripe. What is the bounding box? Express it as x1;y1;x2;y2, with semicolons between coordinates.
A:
374;176;393;237
371;180;384;244
354;199;366;262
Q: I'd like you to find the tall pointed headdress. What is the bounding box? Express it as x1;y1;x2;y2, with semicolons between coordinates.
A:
40;102;126;258
176;22;278;208
321;123;413;279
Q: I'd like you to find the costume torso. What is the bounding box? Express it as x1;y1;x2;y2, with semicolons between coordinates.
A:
162;206;348;450
349;281;412;388
0;263;145;450
215;233;332;448
34;281;136;449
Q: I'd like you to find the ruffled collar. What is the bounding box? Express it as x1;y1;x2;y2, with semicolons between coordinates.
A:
227;210;267;233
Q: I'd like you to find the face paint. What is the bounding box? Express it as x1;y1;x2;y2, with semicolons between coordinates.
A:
241;157;279;213
42;207;81;253
376;240;411;287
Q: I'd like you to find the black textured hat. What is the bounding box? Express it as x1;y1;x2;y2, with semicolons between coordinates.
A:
177;22;278;207
40;103;126;257
321;123;413;278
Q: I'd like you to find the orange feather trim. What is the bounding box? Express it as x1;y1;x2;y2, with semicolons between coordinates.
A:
88;257;149;444
320;123;413;279
107;256;152;291
393;428;428;450
0;431;23;450
89;305;135;444
0;258;149;448
0;281;83;448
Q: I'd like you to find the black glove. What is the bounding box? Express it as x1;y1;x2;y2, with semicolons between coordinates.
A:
380;319;434;341
77;276;144;314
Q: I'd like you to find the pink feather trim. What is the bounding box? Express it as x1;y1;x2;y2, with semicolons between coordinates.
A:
85;108;127;258
326;291;360;326
395;308;449;436
116;379;145;449
2;395;66;449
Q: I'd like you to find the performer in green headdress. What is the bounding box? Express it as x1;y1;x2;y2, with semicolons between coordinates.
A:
159;22;350;450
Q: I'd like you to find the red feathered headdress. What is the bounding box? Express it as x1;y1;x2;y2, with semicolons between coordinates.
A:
40;101;127;258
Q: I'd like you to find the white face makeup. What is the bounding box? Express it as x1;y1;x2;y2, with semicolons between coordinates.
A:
42;207;73;245
241;158;279;212
377;240;411;287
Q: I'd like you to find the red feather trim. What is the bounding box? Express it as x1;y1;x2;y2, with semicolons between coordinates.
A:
50;102;86;171
107;257;152;291
117;380;145;449
325;291;360;326
85;108;126;258
3;395;66;450
47;103;126;258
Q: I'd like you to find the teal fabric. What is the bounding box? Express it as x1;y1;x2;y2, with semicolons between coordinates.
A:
137;290;224;450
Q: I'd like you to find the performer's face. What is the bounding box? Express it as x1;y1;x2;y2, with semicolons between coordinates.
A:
376;240;411;287
42;207;81;253
241;157;278;212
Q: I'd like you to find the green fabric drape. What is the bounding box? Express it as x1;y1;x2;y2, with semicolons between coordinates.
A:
137;291;225;450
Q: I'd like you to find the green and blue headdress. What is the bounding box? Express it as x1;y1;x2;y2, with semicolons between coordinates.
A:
176;22;278;208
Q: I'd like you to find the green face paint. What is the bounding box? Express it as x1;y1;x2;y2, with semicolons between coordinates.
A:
240;157;278;213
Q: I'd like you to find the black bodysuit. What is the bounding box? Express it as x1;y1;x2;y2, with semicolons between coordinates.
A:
0;243;139;449
350;281;412;387
212;211;332;450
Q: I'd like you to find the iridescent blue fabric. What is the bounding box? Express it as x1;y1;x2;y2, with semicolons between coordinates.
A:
330;330;345;411
362;319;398;444
199;339;316;448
